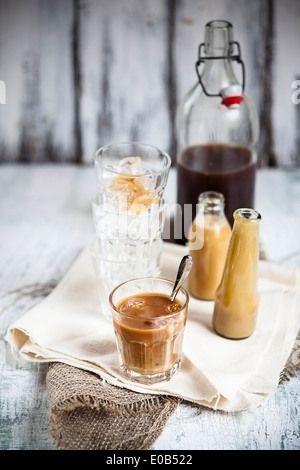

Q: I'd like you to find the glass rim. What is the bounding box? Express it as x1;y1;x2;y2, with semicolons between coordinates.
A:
233;208;262;221
94;141;172;176
206;19;233;29
109;276;189;320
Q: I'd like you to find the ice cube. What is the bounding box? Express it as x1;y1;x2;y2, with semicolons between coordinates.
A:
118;156;144;175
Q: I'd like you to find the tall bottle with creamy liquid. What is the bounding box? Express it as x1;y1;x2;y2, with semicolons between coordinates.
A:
175;20;259;245
188;191;231;301
212;208;261;339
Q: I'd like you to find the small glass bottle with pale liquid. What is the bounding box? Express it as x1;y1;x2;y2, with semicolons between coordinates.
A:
188;191;231;301
212;208;261;339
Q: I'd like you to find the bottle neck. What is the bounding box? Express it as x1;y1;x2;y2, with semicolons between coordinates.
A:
197;20;243;98
204;20;233;56
203;205;225;217
201;59;239;96
197;191;226;217
232;208;261;233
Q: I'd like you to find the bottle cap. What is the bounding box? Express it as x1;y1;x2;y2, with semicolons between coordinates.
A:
220;85;244;108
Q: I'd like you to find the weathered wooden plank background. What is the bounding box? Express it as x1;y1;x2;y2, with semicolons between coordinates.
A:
0;0;299;166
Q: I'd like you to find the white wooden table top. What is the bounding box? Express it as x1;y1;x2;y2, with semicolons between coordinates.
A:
0;163;299;450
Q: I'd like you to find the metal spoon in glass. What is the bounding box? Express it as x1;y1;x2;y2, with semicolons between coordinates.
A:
169;255;193;302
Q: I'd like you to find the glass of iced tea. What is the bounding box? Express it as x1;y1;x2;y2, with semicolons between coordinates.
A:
109;277;189;384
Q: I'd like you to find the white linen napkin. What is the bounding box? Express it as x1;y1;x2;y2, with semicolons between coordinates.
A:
5;242;300;412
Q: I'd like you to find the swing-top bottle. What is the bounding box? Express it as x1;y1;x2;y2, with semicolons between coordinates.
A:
175;19;259;245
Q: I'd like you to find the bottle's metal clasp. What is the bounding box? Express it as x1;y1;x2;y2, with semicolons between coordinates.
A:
195;40;245;106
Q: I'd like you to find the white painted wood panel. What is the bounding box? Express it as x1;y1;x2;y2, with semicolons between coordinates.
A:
79;0;170;163
0;0;75;161
0;0;299;166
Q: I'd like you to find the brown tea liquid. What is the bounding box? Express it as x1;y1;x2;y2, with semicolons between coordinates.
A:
113;293;185;375
176;144;256;244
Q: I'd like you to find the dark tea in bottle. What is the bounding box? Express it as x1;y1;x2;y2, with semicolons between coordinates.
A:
177;143;256;239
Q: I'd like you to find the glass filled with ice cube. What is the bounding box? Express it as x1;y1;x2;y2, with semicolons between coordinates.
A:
93;142;171;261
94;142;171;208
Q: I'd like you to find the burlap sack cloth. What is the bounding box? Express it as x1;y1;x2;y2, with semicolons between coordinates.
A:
5;242;300;450
46;362;180;450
